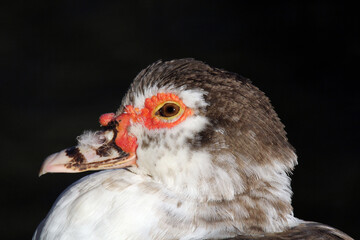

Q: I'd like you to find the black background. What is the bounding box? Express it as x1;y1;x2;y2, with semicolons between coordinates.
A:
1;1;359;239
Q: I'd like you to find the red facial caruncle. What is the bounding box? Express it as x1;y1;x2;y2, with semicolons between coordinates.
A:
99;93;193;153
38;93;193;175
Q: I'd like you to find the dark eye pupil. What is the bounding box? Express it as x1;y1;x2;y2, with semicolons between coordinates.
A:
158;103;180;117
166;106;175;113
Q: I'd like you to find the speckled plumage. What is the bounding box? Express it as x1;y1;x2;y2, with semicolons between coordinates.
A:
34;59;352;240
226;222;351;240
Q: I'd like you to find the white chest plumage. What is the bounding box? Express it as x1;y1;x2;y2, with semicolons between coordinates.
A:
35;169;241;240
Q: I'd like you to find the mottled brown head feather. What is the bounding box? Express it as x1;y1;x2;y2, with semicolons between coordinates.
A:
120;59;298;234
123;58;296;170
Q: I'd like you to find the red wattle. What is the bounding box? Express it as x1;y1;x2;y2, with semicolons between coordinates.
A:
113;113;138;153
99;93;193;153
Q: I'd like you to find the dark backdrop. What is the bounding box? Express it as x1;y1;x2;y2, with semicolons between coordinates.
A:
1;1;359;239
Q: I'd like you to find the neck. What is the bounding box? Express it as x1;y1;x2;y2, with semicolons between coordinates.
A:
232;165;297;234
190;156;297;235
135;151;298;235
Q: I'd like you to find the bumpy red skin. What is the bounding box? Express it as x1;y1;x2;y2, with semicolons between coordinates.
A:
99;113;115;126
99;93;193;153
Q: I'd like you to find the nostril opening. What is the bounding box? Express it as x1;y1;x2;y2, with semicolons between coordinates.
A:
95;133;106;144
99;136;106;144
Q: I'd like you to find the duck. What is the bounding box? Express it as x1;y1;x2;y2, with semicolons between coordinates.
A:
33;59;353;240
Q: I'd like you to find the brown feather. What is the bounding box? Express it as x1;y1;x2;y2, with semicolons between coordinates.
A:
224;222;353;240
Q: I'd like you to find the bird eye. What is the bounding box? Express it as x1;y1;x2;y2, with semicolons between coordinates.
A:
156;102;181;118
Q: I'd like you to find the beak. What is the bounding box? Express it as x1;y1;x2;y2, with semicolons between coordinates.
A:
39;112;138;176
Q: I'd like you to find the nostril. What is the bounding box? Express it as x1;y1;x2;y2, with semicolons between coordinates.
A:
99;136;106;144
95;130;115;145
94;132;106;144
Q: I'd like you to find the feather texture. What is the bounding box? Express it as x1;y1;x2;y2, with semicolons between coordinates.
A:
34;59;353;240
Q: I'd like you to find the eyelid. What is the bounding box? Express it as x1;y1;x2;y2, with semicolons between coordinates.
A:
152;101;184;120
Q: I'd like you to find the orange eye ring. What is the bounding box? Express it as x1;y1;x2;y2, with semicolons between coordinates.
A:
129;93;193;129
